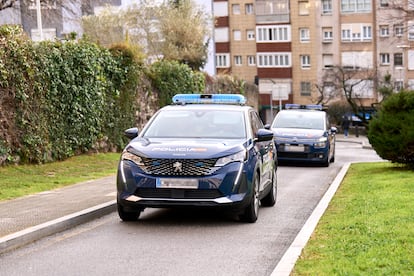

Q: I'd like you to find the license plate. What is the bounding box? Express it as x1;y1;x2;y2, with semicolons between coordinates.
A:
285;144;305;152
156;178;198;189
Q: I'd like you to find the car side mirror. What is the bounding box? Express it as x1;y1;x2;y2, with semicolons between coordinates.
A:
124;127;139;139
264;124;271;130
256;128;274;142
331;126;337;133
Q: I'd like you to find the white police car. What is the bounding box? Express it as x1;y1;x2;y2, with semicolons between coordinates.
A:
270;104;336;167
117;94;277;223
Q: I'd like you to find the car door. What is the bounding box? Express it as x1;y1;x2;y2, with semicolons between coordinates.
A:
249;110;273;193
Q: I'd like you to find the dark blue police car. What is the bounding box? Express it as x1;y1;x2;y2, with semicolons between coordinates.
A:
117;94;277;223
270;104;336;167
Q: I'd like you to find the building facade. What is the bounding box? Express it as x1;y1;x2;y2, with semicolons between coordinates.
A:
213;0;414;123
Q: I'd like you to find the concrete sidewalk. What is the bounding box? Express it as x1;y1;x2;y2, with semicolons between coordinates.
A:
0;134;371;255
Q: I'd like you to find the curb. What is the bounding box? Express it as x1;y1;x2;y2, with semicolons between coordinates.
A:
270;163;351;276
0;200;116;255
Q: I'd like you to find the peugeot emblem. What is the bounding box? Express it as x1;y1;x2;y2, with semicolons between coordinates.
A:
173;161;183;173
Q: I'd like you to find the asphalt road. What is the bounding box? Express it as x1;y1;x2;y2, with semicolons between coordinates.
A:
0;141;382;276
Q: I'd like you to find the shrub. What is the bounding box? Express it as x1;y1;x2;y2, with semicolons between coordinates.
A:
149;60;205;107
368;91;414;166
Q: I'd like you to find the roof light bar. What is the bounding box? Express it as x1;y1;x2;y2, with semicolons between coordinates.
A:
285;104;323;110
306;104;323;110
285;104;301;109
172;94;246;105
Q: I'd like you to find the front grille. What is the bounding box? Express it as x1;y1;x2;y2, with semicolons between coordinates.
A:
135;188;223;199
139;158;219;176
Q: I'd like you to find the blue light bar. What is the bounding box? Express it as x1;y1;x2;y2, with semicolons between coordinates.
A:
285;104;323;110
285;104;301;109
306;104;323;110
172;94;246;105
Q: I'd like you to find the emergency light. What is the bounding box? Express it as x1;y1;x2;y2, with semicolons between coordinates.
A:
172;94;246;105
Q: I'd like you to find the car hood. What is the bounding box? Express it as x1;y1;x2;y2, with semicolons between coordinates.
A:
272;128;325;139
127;138;249;159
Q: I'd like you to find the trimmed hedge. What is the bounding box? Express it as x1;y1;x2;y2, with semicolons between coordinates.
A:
0;25;208;165
0;25;139;164
368;91;414;166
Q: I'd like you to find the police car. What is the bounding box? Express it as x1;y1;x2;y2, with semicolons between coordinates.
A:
117;94;277;223
270;104;336;166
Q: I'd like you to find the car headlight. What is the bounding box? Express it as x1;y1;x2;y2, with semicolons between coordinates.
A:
215;150;247;167
314;137;328;148
121;148;144;166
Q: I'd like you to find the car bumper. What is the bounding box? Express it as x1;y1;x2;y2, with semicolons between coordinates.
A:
116;160;252;211
276;144;329;163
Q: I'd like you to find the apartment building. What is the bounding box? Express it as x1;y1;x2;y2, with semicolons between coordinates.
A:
213;0;413;123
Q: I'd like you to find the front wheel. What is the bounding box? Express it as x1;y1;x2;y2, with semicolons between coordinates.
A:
239;174;260;223
261;170;277;207
117;204;141;221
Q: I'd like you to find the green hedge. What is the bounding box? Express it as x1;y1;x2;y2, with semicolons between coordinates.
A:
0;25;207;165
0;25;139;164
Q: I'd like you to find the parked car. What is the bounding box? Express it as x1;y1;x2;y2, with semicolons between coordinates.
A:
117;94;277;223
270;104;336;167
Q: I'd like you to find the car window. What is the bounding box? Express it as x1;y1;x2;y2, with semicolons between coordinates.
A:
249;111;264;136
272;111;325;130
143;109;247;138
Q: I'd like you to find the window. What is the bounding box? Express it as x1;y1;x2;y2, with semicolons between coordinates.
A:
408;79;414;90
395;24;404;36
323;54;333;68
394;53;403;66
362;26;372;40
341;24;372;42
234;56;242;66
256;0;289;16
256;25;291;42
408;50;414;70
301;55;311;68
299;1;310;15
233;30;241;41
216;54;230;68
215;27;229;43
342;51;373;69
394;80;404;91
247;55;256;66
245;3;254;14
257;53;291;67
322;27;333;42
408;21;414;40
300;82;311;96
341;0;371;13
380;0;388;7
232;4;240;14
380;53;390;65
247;29;255;40
300;28;310;42
322;0;332;14
379;25;389;37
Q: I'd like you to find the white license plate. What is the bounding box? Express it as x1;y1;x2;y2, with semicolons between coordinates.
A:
157;178;198;189
285;144;305;152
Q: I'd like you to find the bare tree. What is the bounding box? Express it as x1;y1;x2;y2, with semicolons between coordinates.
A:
0;0;15;10
83;0;211;70
317;65;378;125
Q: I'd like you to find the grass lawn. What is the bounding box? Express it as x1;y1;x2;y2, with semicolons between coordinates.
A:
292;162;414;275
0;153;120;201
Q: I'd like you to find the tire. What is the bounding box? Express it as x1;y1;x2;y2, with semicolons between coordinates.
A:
117;204;141;221
239;174;260;223
261;170;277;207
330;146;335;163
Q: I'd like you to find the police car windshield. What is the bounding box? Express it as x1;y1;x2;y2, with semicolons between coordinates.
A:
272;111;325;130
143;109;247;139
